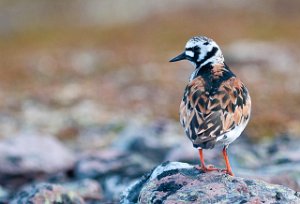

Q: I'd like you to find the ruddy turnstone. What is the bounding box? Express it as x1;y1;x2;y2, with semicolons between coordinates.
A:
170;36;251;176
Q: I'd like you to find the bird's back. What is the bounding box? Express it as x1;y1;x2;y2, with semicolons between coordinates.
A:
180;63;251;149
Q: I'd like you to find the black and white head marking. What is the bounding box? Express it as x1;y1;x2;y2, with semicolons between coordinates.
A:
184;36;224;68
169;36;226;81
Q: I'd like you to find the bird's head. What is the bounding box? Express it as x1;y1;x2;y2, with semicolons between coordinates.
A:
170;36;224;69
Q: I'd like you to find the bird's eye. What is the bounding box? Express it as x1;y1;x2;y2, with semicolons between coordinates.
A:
186;47;200;53
193;46;200;52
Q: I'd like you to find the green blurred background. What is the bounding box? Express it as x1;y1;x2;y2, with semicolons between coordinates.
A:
0;0;300;142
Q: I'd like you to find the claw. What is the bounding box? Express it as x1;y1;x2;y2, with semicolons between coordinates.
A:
195;164;219;172
206;164;219;171
221;169;234;176
197;149;220;173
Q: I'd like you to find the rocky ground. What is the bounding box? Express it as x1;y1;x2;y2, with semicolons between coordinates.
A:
122;162;300;204
0;119;299;203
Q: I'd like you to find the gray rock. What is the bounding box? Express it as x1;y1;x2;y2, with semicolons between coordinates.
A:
102;175;138;202
121;161;300;204
166;134;300;192
112;119;182;164
0;133;75;175
74;149;154;202
10;183;84;204
231;135;300;191
75;150;153;180
0;185;9;203
231;135;300;169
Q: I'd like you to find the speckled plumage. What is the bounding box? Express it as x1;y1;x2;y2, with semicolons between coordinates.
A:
170;36;251;175
180;63;251;149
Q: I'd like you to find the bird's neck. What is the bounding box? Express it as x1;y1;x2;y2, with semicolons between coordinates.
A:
196;46;225;68
189;62;233;82
199;52;225;68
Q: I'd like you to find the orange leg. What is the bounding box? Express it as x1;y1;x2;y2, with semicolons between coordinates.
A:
196;149;218;172
222;146;234;176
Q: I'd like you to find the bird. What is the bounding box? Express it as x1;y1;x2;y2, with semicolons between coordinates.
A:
169;36;251;176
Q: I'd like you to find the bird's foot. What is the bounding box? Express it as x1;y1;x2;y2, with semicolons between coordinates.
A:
221;169;234;176
195;164;219;172
205;164;219;171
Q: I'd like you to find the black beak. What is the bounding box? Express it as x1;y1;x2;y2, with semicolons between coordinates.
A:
169;52;186;62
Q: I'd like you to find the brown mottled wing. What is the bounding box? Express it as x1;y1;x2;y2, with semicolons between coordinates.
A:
180;77;251;149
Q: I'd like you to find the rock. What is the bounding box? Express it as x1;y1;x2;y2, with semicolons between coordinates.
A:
62;179;103;201
75;150;153;180
0;133;75;175
74;149;154;202
0;185;9;203
10;183;84;204
231;135;300;191
112;119;182;163
121;161;300;204
231;135;300;169
76;123;125;150
102;175;138;202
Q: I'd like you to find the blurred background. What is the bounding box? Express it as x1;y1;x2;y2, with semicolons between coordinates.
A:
1;0;300;139
0;0;300;203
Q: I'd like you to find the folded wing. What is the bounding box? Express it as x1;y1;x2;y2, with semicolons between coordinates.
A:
180;76;251;148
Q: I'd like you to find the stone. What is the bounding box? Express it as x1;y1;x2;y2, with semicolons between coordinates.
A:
121;161;300;204
231;135;300;191
74;149;154;202
62;179;103;201
10;183;84;204
0;185;9;203
0;133;75;175
74;150;153;180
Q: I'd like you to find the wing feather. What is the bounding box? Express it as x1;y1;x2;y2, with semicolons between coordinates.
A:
180;76;251;148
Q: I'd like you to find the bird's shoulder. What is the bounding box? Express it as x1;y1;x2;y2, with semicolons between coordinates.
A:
183;73;250;116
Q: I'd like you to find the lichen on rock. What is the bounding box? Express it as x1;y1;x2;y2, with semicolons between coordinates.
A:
10;183;84;204
121;161;300;204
